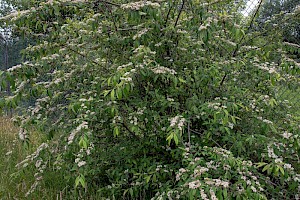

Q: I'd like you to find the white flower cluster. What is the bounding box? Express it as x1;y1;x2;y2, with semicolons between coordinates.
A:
19;128;28;140
86;142;94;156
204;178;229;188
16;143;49;168
1;9;30;21
198;17;215;31
121;1;160;10
210;189;218;200
193;166;209;177
207;102;221;110
238;170;263;192
177;29;188;34
5;151;13;156
117;62;133;71
187;180;201;189
198;24;207;31
120;71;134;83
7;64;23;72
283;163;294;171
220;37;237;46
68;121;88;144
256;62;278;74
74;147;90;168
1;0;87;21
176;168;188;181
200;188;209;200
136;107;146;115
169;115;186;131
133;28;149;40
27;41;50;52
41;53;60;62
154;42;162;47
165;190;180;200
257;116;273;125
112;115;122;124
167;97;174;102
155;164;171;173
75;158;86;167
267;144;280;159
282;131;293;139
25;180;40;197
15;80;29;94
228;122;234;129
241;45;259;50
151;66;177;75
212;147;231;158
129;115;138;126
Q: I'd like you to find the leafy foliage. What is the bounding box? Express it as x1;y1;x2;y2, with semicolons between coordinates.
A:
0;0;299;199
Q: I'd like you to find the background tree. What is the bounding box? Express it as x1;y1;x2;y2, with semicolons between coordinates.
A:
255;0;300;59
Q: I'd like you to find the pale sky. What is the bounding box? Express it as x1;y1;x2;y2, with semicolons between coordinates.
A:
242;0;260;16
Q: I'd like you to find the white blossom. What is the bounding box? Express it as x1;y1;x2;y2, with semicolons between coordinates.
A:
152;66;177;75
282;131;293;139
78;161;86;167
121;1;160;10
169;115;185;131
188;180;201;189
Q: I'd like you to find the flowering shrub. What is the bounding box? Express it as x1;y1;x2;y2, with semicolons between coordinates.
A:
0;0;299;199
153;145;300;200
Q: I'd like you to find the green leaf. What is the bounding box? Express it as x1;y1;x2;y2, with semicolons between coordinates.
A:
152;174;157;182
75;174;85;188
166;132;174;145
231;116;236;124
179;78;186;83
79;136;88;149
262;164;270;172
223;189;228;199
113;126;120;137
145;175;151;183
75;175;80;187
43;23;48;32
79;175;86;187
107;77;111;86
53;5;60;16
117;87;122;99
110;89;115;101
173;132;179;145
278;166;284;175
129;188;133;197
103;90;110;97
256;162;267;168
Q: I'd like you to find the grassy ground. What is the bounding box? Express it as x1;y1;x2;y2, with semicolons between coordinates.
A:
0;116;28;199
0;116;102;200
0;116;60;199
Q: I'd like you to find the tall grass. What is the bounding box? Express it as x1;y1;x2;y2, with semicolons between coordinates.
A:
0;116;59;199
0;116;103;200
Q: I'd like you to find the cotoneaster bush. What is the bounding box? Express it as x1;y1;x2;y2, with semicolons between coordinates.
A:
0;0;299;199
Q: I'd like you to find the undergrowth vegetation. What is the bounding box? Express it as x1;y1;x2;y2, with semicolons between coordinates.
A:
0;0;300;199
0;117;50;199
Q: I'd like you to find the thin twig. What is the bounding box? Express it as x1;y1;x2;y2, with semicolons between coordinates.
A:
190;128;222;148
164;2;173;26
232;0;263;57
220;0;263;87
67;47;99;66
188;122;191;147
99;0;120;7
174;0;185;28
120;122;139;139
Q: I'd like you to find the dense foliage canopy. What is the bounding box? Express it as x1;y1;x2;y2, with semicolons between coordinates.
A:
0;0;300;199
